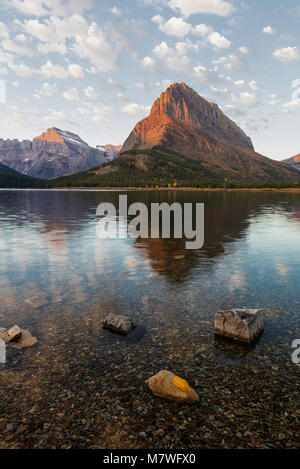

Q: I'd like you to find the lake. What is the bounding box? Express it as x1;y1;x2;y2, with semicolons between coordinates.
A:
0;189;299;449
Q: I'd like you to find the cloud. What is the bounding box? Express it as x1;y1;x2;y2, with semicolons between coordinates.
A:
273;47;300;63
68;63;83;78
158;17;192;38
40;61;83;79
249;80;260;91
168;0;235;18
207;32;231;49
110;6;122;16
194;65;226;85
34;82;59;98
239;46;249;54
152;40;194;72
8;0;92;17
151;15;164;24
8;62;35;77
122;103;151;115
142;55;157;71
231;91;258;107
44;110;67;122
234;80;245;88
0;22;9;38
213;53;249;72
263;26;274;35
84;86;99;100
1;38;36;57
63;87;79;101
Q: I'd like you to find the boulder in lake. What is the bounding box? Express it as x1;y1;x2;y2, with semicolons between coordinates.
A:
146;370;200;404
1;325;22;343
214;309;264;343
103;314;134;336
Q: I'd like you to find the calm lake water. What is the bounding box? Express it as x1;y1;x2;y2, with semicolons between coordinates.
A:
0;189;299;449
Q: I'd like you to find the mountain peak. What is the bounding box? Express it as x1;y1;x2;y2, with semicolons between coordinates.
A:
34;128;89;147
124;82;254;153
34;128;64;143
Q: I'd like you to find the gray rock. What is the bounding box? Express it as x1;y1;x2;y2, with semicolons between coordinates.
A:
103;314;134;336
215;309;264;343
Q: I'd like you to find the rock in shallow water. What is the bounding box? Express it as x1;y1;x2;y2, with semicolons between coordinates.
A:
214;309;265;343
0;325;22;343
103;314;134;336
146;370;200;404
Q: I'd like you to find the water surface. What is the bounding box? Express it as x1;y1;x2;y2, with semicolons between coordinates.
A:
0;189;299;449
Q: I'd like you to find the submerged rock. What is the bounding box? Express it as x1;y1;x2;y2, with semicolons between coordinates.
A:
146;370;200;404
0;325;22;343
214;309;265;343
103;314;134;336
9;329;38;349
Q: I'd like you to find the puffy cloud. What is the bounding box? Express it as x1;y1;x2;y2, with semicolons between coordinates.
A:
63;87;79;101
122;102;151;116
239;46;249;54
8;62;35;77
151;15;164;24
40;61;83;79
34;82;59;98
110;7;122;16
273;46;300;63
84;86;99;100
0;22;9;38
231;91;258;107
152;40;194;72
234;80;245;88
158;17;192;38
213;53;248;72
44;110;67;122
249;80;260;91
68;63;83;78
207;32;231;49
8;0;92;17
142;55;157;71
168;0;235;18
194;65;226;85
1;38;36;57
263;26;274;35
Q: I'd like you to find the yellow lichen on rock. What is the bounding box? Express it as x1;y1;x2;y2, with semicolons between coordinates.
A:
172;376;191;394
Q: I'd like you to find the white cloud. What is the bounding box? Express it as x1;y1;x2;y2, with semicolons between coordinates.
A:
151;15;164;24
40;61;69;78
68;63;83;78
63;87;79;101
168;0;235;18
44;110;67;122
283;101;300;112
239;46;249;54
9;0;92;17
194;65;226;85
249;80;260;91
263;26;274;35
0;22;9;38
8;62;35;77
110;6;122;16
122;102;151;116
142;55;157;71
158;17;192;38
234;80;245;88
231;91;258;107
39;61;83;79
1;38;36;57
34;82;59;98
273;47;300;63
207;32;231;49
84;86;99;100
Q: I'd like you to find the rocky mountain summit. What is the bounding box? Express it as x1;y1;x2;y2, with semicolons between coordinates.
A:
97;82;299;183
0;128;114;179
96;144;123;161
283;154;300;171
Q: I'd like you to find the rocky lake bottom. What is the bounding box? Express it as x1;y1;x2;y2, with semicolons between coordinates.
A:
0;189;299;449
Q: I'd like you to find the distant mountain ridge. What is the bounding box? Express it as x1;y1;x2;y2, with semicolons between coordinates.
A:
0;128;117;180
283;154;300;171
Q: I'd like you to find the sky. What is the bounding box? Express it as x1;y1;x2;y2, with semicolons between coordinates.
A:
0;0;299;160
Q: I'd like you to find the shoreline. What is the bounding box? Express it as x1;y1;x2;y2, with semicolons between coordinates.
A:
50;186;300;192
